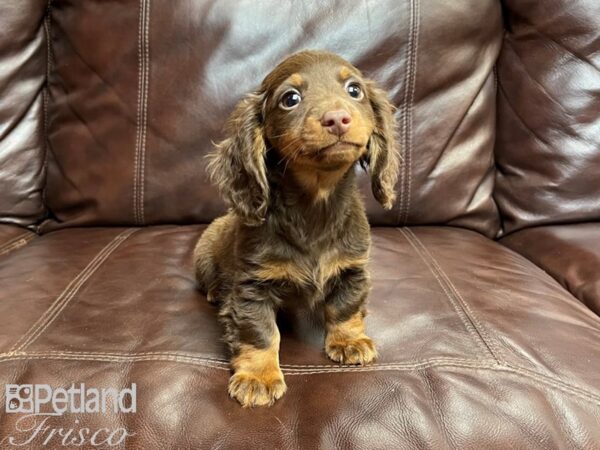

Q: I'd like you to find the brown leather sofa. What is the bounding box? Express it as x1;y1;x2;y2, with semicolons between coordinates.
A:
1;0;599;448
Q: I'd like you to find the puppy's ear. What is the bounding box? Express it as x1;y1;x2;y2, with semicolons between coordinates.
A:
208;92;269;226
364;81;400;210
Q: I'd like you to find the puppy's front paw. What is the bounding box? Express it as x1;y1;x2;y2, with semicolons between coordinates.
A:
228;371;287;407
326;335;378;365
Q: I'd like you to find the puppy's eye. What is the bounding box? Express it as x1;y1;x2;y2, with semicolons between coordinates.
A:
280;90;302;110
346;82;363;100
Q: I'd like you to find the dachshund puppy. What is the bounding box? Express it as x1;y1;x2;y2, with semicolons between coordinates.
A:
194;50;399;407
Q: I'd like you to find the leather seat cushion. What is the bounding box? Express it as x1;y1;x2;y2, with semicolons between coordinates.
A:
0;226;598;447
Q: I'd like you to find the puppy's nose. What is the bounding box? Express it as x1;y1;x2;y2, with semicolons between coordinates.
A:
320;110;352;136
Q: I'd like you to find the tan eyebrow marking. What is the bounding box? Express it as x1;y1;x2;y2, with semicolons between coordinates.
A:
288;73;304;87
338;66;353;80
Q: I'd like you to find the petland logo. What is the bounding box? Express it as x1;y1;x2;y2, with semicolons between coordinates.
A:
2;384;136;447
5;384;136;415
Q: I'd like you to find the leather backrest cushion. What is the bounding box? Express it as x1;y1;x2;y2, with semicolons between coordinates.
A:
495;0;600;235
43;0;502;236
0;0;48;227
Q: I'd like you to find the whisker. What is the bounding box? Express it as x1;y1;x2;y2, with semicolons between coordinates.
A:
282;146;304;176
267;131;292;140
275;138;303;166
276;138;302;157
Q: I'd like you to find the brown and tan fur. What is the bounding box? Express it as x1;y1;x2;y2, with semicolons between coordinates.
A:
194;50;399;407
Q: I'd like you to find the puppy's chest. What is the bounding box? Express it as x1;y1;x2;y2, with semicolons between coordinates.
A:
254;248;367;294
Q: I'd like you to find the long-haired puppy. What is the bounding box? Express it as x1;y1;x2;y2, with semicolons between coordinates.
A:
194;50;399;407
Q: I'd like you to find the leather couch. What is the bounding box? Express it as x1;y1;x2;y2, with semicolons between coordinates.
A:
1;0;599;448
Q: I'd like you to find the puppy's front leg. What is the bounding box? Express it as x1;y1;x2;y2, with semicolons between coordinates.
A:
324;267;378;365
221;291;286;407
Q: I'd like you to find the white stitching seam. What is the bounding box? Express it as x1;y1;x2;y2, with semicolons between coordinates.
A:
133;0;142;224
398;0;419;225
134;0;150;225
8;229;138;353
0;352;598;406
403;228;504;362
397;0;411;222
40;0;53;218
0;233;34;256
398;227;499;362
0;238;32;256
404;228;505;362
140;0;150;225
402;0;419;225
5;350;490;370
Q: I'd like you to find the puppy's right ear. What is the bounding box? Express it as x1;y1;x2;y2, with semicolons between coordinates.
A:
208;92;269;226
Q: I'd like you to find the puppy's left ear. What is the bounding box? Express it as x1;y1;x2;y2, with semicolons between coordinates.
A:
364;80;400;210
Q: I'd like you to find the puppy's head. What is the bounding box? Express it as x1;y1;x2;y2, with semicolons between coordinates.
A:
209;50;399;226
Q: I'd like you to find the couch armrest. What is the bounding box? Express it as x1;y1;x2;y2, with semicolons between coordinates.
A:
501;223;600;315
